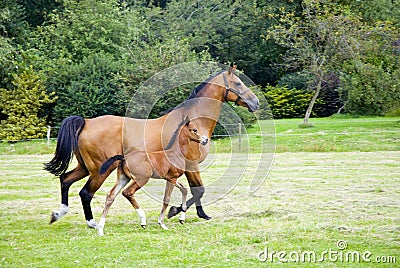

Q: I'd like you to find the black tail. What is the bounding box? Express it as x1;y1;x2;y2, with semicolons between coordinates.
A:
44;116;85;176
99;155;124;175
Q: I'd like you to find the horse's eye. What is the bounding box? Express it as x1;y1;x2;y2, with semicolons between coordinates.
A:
193;129;198;133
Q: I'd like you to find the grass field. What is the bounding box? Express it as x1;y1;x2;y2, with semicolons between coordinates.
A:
0;116;399;267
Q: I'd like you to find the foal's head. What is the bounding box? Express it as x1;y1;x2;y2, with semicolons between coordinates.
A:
181;120;208;146
165;117;208;151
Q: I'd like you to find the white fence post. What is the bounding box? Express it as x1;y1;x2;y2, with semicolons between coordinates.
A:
47;126;51;145
238;123;241;151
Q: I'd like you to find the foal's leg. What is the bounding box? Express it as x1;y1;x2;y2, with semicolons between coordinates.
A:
158;180;176;230
122;178;149;228
98;171;130;236
50;162;89;224
175;181;188;224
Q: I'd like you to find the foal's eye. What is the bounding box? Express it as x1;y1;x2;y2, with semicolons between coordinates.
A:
192;129;198;133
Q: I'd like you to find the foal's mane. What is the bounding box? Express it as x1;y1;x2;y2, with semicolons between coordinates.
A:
164;117;189;150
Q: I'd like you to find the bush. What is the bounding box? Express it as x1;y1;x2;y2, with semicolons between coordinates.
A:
262;85;316;119
340;62;400;116
49;53;128;124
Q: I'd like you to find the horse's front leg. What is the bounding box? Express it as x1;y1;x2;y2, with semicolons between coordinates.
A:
158;180;175;230
168;169;211;220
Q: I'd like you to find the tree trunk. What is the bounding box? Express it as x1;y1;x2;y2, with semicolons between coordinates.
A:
303;75;322;124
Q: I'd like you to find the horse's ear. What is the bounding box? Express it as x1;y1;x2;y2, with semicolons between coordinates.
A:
228;62;237;75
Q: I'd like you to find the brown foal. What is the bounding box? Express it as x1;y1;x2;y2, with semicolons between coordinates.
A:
97;118;208;235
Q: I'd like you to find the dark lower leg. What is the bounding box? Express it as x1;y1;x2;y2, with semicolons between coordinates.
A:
168;186;211;220
189;186;211;220
79;180;94;221
60;166;88;207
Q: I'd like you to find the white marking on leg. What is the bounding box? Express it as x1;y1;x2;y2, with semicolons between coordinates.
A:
53;204;69;220
158;216;168;230
179;211;186;222
97;217;106;236
136;208;146;227
86;219;98;229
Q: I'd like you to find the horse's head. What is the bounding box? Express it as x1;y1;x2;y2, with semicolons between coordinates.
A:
221;65;260;112
182;118;208;146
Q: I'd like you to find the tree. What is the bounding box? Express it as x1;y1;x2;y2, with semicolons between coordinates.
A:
0;69;56;140
29;0;212;124
265;1;367;124
146;0;300;86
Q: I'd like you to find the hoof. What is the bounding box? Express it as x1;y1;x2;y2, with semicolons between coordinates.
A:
196;206;212;220
199;214;212;220
168;205;182;219
159;223;168;230
49;212;58;224
49;205;69;224
179;219;185;225
141;225;146;229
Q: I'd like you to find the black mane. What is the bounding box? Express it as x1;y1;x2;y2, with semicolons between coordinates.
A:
162;70;224;114
164;117;189;150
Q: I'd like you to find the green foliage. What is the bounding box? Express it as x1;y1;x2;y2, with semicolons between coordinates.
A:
16;0;63;27
149;0;297;85
1;0;400;134
262;85;316;119
32;0;145;62
341;0;400;26
0;69;56;140
50;53;128;123
29;0;210;123
340;62;400;116
0;0;28;41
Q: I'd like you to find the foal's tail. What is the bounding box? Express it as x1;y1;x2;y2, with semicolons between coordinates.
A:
99;155;124;175
44;116;86;176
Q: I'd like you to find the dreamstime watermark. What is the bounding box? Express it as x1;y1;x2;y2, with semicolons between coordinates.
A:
257;240;397;264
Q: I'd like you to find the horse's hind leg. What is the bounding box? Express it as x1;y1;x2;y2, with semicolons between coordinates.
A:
50;163;88;224
79;172;110;229
122;179;148;228
98;170;130;236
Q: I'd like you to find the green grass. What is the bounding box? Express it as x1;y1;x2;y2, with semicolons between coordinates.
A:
0;152;399;267
0;116;399;266
0;140;56;155
213;116;400;153
1;116;399;155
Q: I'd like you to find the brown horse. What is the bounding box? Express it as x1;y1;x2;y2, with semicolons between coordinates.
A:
44;65;259;228
97;118;208;235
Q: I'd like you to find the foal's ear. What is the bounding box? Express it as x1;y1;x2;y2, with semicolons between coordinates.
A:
182;115;190;126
